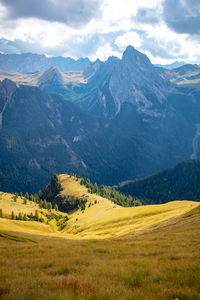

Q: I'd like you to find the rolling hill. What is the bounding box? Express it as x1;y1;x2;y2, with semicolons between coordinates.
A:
0;174;199;239
0;174;200;299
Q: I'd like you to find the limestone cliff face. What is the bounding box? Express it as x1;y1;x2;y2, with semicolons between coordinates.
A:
109;46;172;119
81;46;172;120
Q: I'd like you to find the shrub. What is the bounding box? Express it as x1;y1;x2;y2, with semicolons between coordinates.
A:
23;214;27;221
18;212;22;220
35;210;39;221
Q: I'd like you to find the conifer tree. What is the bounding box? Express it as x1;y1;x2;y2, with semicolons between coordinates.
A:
18;212;22;220
13;194;17;202
30;195;34;202
11;211;15;220
0;208;2;218
43;200;47;209
35;210;39;221
23;214;27;221
47;202;52;211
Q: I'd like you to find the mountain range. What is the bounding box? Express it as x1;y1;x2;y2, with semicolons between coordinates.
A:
1;46;200;193
0;53;91;72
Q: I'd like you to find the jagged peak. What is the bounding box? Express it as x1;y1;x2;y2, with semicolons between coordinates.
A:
38;66;64;86
122;45;152;67
105;56;120;65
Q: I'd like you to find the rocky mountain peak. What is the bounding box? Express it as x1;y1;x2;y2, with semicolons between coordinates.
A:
108;46;172;118
38;67;64;89
122;45;151;69
122;46;153;70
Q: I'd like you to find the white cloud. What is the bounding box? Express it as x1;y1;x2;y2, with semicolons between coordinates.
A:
90;43;121;61
0;0;200;64
115;32;142;50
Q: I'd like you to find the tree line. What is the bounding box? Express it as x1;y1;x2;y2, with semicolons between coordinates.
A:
79;176;142;207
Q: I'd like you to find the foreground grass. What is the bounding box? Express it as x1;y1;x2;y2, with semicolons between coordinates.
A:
0;207;200;300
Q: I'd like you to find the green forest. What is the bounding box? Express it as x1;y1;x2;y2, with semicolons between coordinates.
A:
119;160;200;204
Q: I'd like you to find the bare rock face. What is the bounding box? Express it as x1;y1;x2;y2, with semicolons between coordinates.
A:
38;67;64;90
109;46;172;119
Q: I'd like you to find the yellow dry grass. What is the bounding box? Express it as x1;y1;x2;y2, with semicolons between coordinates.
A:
0;70;86;86
0;206;200;300
0;175;199;240
0;192;39;216
59;175;199;239
0;175;200;299
0;192;65;237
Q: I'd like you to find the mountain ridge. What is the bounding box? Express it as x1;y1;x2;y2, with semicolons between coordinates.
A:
118;160;200;204
0;52;91;73
1;46;200;193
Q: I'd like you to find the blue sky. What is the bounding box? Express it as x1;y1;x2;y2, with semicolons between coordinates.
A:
0;0;200;64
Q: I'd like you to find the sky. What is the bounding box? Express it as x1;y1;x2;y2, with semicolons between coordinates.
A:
0;0;200;64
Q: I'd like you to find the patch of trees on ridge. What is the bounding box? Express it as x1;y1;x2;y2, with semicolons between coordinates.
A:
79;177;142;207
37;175;88;213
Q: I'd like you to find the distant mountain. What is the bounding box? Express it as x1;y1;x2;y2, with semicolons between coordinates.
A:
166;64;200;86
1;46;200;194
67;46;172;120
0;78;111;193
155;61;186;70
0;53;91;73
38;67;65;93
118;160;200;204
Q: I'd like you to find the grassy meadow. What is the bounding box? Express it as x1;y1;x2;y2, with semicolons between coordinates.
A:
0;175;200;299
0;69;86;86
0;206;200;300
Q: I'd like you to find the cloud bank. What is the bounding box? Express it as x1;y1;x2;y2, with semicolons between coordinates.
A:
0;0;200;64
0;0;102;27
